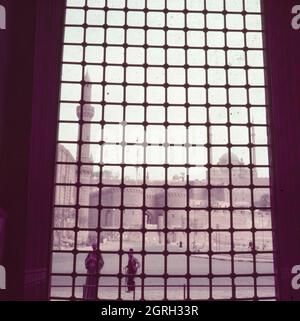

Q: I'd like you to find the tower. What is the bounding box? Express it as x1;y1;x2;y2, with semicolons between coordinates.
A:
77;72;94;163
77;72;94;245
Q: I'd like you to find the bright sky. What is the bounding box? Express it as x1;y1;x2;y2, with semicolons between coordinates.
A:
58;0;269;180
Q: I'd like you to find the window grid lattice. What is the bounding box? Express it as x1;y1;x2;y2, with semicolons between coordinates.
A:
50;0;276;301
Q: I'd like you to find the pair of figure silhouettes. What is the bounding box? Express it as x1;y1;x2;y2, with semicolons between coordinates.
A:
83;245;140;300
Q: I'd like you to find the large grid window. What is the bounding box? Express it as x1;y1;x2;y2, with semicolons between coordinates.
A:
50;0;276;301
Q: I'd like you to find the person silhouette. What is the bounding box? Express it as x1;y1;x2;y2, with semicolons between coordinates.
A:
83;243;104;300
125;248;140;293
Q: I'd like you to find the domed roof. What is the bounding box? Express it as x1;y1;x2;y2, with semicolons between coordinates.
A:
218;152;241;165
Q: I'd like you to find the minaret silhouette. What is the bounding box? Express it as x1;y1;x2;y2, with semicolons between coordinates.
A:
77;72;94;163
77;72;94;245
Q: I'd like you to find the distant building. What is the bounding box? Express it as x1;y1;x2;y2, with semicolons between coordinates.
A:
88;150;270;246
54;76;270;247
53;144;76;249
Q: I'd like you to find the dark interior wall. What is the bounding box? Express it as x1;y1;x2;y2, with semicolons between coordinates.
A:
0;0;37;300
0;0;299;301
0;0;64;300
0;0;10;265
264;0;300;300
23;0;65;300
0;0;10;151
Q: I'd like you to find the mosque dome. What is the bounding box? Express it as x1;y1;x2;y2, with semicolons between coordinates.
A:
218;152;241;165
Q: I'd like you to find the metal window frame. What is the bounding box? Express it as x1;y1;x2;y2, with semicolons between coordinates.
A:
1;0;300;301
50;0;276;301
